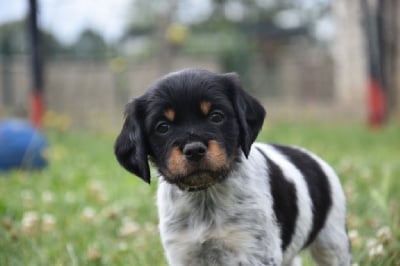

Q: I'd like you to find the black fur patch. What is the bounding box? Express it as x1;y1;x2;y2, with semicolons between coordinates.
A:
256;147;298;251
272;144;332;248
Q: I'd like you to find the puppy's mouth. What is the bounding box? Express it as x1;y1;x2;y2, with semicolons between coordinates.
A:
164;169;229;191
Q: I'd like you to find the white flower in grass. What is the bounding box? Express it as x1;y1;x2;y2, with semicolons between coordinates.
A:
144;222;158;234
348;229;359;240
88;180;108;202
368;243;384;259
86;246;102;261
42;191;55;204
21;211;39;234
119;219;140;237
104;205;121;220
366;235;386;260
82;207;96;222
42;213;56;232
348;229;361;248
88;180;103;193
366;238;378;249
376;226;392;244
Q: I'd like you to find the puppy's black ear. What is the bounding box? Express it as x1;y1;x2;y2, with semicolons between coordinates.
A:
223;73;266;157
114;98;151;183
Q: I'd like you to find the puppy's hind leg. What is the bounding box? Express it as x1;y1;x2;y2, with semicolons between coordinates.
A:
309;224;351;266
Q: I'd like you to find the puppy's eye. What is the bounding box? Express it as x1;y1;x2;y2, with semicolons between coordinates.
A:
155;122;170;134
208;110;225;124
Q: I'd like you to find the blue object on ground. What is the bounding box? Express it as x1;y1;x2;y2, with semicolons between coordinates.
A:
0;119;48;171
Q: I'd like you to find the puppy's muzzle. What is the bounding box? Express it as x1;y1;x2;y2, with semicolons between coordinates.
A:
183;141;207;162
164;140;230;191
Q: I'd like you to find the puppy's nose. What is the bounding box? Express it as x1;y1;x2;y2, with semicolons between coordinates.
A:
183;142;207;161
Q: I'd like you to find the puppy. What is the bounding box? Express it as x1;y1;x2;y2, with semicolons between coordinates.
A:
114;69;351;266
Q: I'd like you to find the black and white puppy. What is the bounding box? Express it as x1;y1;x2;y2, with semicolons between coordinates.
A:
114;69;351;266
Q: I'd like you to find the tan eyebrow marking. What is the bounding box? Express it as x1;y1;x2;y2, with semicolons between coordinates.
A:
200;101;212;116
164;108;175;122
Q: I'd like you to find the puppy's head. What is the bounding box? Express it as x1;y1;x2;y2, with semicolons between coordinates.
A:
114;69;265;190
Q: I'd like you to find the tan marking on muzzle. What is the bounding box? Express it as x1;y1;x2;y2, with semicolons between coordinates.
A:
167;146;187;177
206;140;228;170
166;141;229;181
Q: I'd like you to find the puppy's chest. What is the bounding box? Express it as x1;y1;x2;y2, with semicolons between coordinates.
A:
160;191;272;258
164;211;267;265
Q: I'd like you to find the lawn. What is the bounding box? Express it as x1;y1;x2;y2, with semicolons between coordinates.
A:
0;123;399;265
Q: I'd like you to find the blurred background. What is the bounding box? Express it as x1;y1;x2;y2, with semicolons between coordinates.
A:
1;0;399;129
0;1;399;265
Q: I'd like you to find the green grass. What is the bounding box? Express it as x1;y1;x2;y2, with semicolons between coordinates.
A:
1;123;399;265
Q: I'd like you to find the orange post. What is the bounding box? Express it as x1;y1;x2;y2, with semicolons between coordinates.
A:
28;0;45;128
